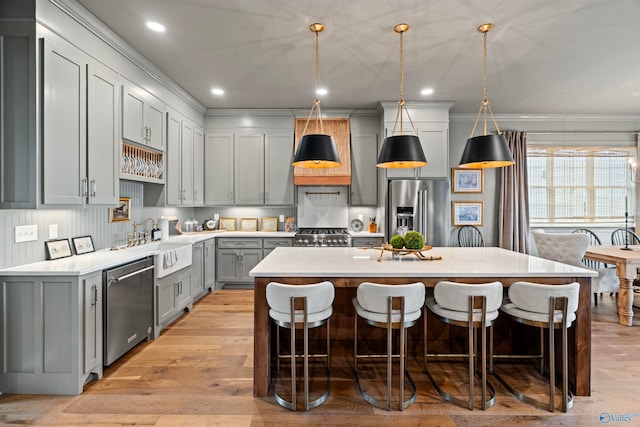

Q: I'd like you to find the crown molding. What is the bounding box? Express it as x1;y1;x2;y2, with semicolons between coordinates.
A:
205;109;294;117
48;0;206;114
451;113;640;122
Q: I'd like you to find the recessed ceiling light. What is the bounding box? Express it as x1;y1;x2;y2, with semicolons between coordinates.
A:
316;88;328;96
211;88;225;96
146;21;166;32
421;88;434;95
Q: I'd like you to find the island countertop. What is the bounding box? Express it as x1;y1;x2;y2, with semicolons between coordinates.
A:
250;246;597;278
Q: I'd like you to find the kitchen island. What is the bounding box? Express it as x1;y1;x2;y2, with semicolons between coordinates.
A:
250;246;597;397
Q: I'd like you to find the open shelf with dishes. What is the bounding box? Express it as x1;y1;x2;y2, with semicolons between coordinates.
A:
121;143;164;183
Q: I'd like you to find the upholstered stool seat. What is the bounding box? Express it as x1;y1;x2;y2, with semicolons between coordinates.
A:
353;281;425;411
424;281;503;410
491;281;579;412
266;281;335;411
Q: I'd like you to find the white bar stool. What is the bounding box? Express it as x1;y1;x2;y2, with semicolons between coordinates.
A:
352;281;425;411
266;281;335;411
491;281;579;412
424;281;503;410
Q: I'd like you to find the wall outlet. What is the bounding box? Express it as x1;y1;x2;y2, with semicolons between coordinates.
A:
279;215;285;222
213;213;219;220
15;224;38;243
49;224;58;239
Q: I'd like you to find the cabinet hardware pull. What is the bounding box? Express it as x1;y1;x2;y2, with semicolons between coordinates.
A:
90;179;96;197
82;178;88;198
91;284;98;306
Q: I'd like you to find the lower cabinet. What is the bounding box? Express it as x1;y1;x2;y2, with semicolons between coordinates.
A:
216;238;263;288
204;238;216;291
191;239;215;301
0;273;103;395
155;267;192;338
352;236;384;248
263;237;293;257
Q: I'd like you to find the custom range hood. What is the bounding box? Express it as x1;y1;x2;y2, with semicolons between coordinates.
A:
294;117;351;185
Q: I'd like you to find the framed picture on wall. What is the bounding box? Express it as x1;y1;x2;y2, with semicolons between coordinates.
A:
240;218;258;232
452;201;483;226
109;197;131;222
45;239;73;260
219;218;236;231
452;168;483;193
261;217;278;232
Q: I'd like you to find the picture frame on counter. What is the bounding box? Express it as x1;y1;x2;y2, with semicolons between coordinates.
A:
240;218;258;232
452;201;483;226
45;239;73;260
260;217;278;232
109;197;131;222
219;218;236;231
71;236;95;255
452;168;483;193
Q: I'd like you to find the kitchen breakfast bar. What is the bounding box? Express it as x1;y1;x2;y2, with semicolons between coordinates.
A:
250;246;597;398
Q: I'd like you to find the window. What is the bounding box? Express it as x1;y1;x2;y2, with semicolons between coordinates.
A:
527;145;635;225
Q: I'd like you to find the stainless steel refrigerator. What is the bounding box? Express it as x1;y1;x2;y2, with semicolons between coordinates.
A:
386;179;450;246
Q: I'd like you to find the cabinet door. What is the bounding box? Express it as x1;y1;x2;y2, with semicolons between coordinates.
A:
191;242;205;299
157;279;178;325
217;250;239;282
42;38;87;205
181;121;195;205
122;85;145;144
166;111;183;205
204;239;216;290
176;270;192;308
382;125;417;179
235;134;264;205
350;133;378;206
417;123;449;178
193;127;204;206
204;134;234;205
87;60;119;205
83;273;102;374
239;249;263;282
265;133;294;205
145;97;165;151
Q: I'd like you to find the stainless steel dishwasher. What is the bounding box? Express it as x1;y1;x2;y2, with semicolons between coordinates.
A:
103;256;154;366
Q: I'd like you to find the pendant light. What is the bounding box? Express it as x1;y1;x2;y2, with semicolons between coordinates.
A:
377;24;427;169
458;23;514;169
292;23;341;169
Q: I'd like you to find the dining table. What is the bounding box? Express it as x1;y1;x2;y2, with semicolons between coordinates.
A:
584;245;640;326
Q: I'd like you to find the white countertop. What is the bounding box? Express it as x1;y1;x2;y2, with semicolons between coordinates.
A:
250;247;598;278
0;231;295;276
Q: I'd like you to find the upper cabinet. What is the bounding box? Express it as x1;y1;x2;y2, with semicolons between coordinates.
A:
122;83;165;151
42;37;118;206
166;107;203;206
204;131;294;206
350;133;378;206
380;102;453;179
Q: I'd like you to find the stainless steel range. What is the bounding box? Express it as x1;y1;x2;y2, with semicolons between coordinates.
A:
294;228;351;247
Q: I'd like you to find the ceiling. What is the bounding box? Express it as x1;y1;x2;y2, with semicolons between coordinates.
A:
74;0;640;114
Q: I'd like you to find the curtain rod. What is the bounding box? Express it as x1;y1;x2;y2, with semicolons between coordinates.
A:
526;131;637;135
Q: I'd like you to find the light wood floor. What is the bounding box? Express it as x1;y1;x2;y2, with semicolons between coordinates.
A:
1;290;639;426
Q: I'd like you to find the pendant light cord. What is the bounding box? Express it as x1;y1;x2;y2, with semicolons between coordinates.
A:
392;26;417;136
469;25;502;138
301;25;324;135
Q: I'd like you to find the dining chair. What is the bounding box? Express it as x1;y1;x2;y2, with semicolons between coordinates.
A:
571;228;619;306
458;225;485;247
266;281;335;411
611;228;640;246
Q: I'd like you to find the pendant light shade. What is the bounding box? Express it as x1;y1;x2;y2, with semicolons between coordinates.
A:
292;23;341;169
292;134;341;168
458;23;514;169
377;24;427;169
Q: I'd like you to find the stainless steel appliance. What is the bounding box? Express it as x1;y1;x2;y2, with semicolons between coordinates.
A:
386;179;450;246
294;228;351;247
103;256;154;366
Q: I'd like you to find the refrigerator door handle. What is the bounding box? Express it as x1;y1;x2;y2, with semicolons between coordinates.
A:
416;190;428;237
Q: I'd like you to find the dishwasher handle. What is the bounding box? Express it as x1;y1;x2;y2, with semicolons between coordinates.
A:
108;265;154;283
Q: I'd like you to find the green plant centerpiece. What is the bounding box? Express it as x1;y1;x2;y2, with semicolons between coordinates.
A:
390;234;405;249
404;231;425;250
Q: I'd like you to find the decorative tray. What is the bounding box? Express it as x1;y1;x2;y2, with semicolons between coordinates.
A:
362;243;442;262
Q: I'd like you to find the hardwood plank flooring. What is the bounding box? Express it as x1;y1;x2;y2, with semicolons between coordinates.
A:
1;290;639;426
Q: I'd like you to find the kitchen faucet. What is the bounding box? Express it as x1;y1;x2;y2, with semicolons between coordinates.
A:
128;217;158;247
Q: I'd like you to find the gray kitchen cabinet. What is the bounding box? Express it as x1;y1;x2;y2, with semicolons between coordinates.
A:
235;134;265;205
204;133;234;205
265;133;295;205
263;237;293;257
350;133;378;206
191;240;212;301
42;37;119;206
216;238;263;288
383;124;449;179
155;267;193;338
0;272;103;395
352;236;384;248
204;238;216;291
166;108;203;206
122;82;165;151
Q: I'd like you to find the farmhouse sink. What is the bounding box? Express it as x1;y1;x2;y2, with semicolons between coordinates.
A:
148;242;193;278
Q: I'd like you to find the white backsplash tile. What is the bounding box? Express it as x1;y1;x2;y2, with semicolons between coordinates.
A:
297;186;348;228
